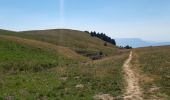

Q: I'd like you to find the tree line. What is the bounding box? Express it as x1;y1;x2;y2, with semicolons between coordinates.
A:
119;45;132;49
84;31;132;49
85;31;116;45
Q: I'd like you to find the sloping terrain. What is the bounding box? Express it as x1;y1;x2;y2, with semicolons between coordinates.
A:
0;29;118;59
2;29;169;100
23;29;117;55
0;32;86;73
0;29;130;99
0;35;88;62
132;46;170;100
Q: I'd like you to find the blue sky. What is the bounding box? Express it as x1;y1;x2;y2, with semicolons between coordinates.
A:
0;0;170;42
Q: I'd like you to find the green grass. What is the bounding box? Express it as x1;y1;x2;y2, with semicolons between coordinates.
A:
0;52;129;100
0;72;60;100
0;38;71;72
132;46;170;99
0;29;130;99
66;54;129;97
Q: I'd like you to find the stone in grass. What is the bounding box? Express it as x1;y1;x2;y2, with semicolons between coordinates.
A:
75;84;84;89
60;77;68;81
74;76;80;80
93;93;114;100
166;75;170;79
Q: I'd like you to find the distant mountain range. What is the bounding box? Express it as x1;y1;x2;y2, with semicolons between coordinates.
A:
115;38;170;48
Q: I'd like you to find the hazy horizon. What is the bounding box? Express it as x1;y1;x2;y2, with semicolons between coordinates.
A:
0;0;170;42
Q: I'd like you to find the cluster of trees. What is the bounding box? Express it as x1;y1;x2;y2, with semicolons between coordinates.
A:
85;31;116;45
119;45;132;49
84;31;132;49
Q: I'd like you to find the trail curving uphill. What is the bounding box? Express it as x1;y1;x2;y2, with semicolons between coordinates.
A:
123;51;143;100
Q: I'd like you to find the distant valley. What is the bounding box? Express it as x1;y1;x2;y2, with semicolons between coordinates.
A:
115;38;170;48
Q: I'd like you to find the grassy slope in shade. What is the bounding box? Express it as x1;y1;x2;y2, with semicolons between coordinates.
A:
132;46;170;99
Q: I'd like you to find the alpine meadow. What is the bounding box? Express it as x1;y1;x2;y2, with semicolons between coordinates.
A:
0;0;170;100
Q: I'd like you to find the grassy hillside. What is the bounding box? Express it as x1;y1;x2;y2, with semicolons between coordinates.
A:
23;29;117;54
0;29;118;59
0;29;130;99
0;35;88;62
132;46;170;100
0;36;75;73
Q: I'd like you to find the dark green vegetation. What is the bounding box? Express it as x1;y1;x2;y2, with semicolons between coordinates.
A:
119;45;132;49
0;29;129;99
85;31;116;45
132;46;170;100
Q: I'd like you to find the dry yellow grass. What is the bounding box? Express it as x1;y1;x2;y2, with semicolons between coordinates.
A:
22;29;118;56
132;46;170;100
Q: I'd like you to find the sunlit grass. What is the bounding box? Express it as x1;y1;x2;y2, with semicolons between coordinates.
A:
0;38;72;73
132;46;170;99
0;29;129;99
0;52;129;99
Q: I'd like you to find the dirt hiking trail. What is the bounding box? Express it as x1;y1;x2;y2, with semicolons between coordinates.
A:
123;51;143;100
